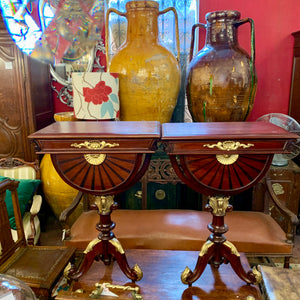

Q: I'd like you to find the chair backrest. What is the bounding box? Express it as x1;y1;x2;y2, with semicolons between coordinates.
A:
0;157;39;180
0;179;26;265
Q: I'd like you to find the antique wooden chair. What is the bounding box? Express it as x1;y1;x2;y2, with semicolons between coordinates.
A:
0;179;76;299
0;157;42;245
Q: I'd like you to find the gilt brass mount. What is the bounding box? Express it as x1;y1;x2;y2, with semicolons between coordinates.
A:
71;140;119;165
84;154;106;165
203;141;254;151
208;195;231;216
204;140;254;165
94;195;115;214
216;154;239;165
71;140;120;150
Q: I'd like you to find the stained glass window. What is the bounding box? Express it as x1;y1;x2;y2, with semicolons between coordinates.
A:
0;0;43;55
0;0;105;64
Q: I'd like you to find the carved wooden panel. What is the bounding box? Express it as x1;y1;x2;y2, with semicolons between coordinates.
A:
0;16;54;161
0;117;22;158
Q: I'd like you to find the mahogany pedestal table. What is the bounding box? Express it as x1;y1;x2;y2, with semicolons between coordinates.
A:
29;121;160;282
161;121;298;286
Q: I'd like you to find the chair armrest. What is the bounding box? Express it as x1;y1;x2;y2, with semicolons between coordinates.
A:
27;194;42;245
30;195;42;215
265;178;299;244
59;191;83;240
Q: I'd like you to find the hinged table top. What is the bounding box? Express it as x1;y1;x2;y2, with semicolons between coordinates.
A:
162;122;297;140
162;122;298;155
28;121;161;154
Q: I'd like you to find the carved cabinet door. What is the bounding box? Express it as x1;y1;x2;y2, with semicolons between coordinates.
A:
0;17;53;161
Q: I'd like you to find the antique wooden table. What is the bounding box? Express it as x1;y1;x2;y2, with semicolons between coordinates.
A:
29;121;160;282
55;249;262;300
161;121;298;286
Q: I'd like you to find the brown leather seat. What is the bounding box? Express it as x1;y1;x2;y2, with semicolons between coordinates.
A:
64;209;292;256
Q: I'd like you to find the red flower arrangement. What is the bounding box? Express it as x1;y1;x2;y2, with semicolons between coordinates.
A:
83;81;112;105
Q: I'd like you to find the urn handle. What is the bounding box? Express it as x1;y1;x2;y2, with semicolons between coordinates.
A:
234;18;256;114
234;18;256;65
189;23;206;62
105;6;181;65
158;7;181;62
105;8;127;67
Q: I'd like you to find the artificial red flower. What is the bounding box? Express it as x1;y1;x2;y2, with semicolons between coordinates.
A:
83;81;112;105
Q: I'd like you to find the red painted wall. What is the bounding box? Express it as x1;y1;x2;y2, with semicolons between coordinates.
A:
199;0;300;121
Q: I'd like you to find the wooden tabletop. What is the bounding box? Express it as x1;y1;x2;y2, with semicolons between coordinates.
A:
29;121;161;139
56;249;262;300
162;121;298;140
162;121;298;155
28;121;161;154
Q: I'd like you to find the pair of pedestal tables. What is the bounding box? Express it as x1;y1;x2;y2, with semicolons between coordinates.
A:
29;120;298;287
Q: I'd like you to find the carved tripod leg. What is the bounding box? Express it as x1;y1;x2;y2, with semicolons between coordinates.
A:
221;241;262;285
67;239;104;281
67;237;143;282
181;195;262;287
181;240;216;286
67;195;143;282
107;237;143;282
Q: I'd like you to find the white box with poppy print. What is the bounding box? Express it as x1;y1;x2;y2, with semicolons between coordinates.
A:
72;72;120;120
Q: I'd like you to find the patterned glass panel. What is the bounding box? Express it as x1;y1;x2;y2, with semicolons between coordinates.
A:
0;0;105;64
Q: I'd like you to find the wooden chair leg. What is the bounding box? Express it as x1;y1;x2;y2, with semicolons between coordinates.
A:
284;256;290;268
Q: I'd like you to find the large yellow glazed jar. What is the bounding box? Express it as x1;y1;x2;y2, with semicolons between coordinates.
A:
106;1;181;123
40;112;80;223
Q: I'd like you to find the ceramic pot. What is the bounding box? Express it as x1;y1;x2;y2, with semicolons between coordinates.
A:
105;1;181;123
40;112;80;223
186;10;257;122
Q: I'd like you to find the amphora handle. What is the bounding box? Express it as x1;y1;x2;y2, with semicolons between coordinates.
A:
158;7;181;62
234;18;256;116
234;18;256;65
105;6;181;66
189;19;255;66
105;8;126;68
189;23;206;63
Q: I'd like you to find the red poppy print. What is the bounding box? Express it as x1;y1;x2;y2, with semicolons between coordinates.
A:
83;81;112;105
110;73;119;79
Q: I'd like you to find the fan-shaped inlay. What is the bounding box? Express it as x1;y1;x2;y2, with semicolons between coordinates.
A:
185;154;269;191
53;153;137;192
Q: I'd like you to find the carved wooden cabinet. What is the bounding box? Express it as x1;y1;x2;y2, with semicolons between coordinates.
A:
119;149;203;210
268;161;300;216
0;17;54;161
253;160;300;217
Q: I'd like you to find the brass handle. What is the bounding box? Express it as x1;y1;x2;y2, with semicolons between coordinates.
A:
71;140;119;150
203;141;254;151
